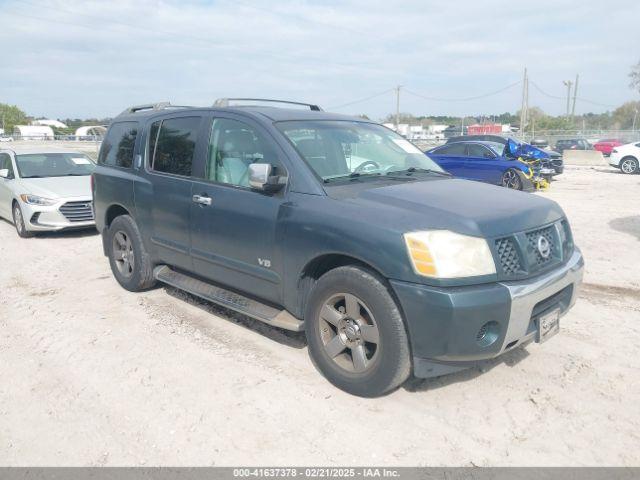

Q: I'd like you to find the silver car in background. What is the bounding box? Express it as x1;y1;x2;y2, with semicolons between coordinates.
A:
0;146;96;237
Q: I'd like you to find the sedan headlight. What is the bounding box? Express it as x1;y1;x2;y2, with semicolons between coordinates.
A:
19;194;57;206
404;230;496;279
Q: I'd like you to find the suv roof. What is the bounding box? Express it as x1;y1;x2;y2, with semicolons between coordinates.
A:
113;99;361;124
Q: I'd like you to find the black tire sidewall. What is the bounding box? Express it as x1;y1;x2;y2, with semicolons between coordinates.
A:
305;266;410;397
107;216;153;291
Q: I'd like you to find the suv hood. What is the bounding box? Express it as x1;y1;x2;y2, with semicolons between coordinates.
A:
17;176;92;199
330;178;564;238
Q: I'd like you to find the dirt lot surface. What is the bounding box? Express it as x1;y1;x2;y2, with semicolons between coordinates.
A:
1;165;639;466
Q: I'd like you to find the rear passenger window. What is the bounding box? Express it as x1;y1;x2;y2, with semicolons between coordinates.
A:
149;117;201;177
437;143;466;156
99;122;138;168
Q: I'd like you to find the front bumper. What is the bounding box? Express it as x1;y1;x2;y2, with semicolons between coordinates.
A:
19;197;95;232
391;248;584;378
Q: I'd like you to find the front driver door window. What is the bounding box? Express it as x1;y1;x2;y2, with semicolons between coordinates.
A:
206;118;285;187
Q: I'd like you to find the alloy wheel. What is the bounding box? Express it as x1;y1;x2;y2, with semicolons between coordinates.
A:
502;169;521;189
112;230;135;278
621;158;638;174
318;293;380;373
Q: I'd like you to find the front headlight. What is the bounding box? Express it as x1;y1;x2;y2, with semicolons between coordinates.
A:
404;230;496;279
19;194;57;206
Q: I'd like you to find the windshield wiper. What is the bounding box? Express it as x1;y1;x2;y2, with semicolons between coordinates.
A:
323;172;381;183
387;167;451;177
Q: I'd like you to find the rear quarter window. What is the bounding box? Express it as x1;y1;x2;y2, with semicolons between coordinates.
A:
99;122;138;168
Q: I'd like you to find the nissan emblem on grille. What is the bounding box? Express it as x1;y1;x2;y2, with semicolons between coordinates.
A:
537;235;551;259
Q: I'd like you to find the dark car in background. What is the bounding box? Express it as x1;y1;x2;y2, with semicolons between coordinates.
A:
555;138;592;154
446;135;564;175
530;138;549;149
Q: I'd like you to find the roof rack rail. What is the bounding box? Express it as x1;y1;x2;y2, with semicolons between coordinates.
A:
213;98;323;111
117;102;192;117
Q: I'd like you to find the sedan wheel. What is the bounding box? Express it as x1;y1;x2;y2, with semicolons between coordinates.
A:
12;204;33;238
501;169;523;190
621;157;639;174
318;293;380;373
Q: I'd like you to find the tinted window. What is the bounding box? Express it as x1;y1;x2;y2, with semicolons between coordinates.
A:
150;117;201;177
435;143;466;155
99;122;138;168
205;118;282;187
467;144;492;158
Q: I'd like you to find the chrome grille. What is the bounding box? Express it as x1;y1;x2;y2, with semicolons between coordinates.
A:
526;226;555;267
59;201;94;223
495;237;522;275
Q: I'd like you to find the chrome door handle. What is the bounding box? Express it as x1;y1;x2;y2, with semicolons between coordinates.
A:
192;194;212;206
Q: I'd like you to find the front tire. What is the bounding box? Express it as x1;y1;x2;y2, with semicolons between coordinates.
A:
501;168;524;190
305;266;411;397
620;157;639;174
107;215;156;291
12;203;33;238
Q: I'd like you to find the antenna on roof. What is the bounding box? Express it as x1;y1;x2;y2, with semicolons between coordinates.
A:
213;98;323;111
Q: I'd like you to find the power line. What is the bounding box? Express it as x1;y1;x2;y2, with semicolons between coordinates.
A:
328;88;395;110
403;81;521;102
530;80;616;109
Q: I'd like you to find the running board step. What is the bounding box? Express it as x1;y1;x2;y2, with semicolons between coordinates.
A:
153;265;304;332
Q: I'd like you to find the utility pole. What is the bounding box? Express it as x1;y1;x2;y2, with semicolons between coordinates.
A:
394;85;401;132
563;80;573;118
571;74;579;117
633;108;638;134
519;68;528;139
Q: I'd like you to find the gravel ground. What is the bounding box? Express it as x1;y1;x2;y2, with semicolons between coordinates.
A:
0;165;639;466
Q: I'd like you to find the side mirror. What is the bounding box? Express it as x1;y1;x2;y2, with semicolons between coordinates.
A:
248;163;285;192
0;169;10;179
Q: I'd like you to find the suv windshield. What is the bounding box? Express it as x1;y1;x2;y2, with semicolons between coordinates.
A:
276;120;445;181
15;153;95;178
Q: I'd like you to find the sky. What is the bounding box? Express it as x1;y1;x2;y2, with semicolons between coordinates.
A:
1;0;639;120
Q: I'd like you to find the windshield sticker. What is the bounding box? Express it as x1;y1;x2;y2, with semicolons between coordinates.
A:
391;138;423;154
71;157;91;165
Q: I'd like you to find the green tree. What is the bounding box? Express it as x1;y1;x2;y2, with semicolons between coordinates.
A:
611;101;640;129
0;103;28;134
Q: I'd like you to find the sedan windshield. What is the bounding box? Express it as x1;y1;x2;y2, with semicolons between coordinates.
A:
15;153;95;178
276;121;445;181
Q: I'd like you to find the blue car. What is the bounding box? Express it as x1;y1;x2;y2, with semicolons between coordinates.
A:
427;140;536;191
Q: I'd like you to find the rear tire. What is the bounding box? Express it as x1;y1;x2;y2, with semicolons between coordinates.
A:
107;215;156;291
12;203;33;238
620;157;639;174
305;266;411;397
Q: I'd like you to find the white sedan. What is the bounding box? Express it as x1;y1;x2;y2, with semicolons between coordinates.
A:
0;146;96;238
609;142;640;174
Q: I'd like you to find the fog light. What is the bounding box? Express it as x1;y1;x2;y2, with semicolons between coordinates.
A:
476;321;499;347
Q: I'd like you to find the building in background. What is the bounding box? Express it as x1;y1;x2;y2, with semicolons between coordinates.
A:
13;125;54;139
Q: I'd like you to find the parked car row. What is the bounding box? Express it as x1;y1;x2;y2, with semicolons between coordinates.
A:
1;99;586;397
